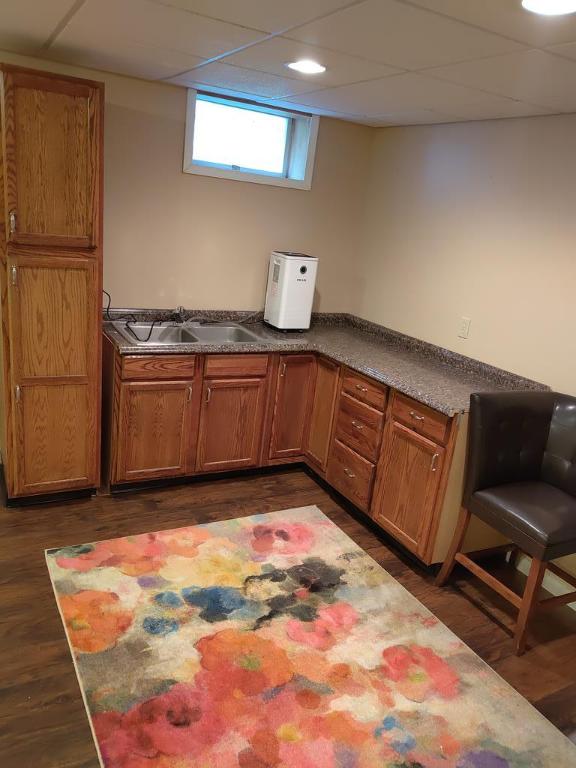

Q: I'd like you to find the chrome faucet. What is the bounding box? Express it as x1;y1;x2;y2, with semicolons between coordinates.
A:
170;305;187;323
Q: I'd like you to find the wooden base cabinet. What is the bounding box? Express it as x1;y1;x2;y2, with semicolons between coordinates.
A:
102;347;466;566
0;65;103;499
269;354;316;460
371;420;445;560
325;369;387;512
116;381;196;482
304;356;339;471
197;378;267;472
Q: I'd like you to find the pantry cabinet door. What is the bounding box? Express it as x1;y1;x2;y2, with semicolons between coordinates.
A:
197;378;267;471
269;354;316;459
371;421;445;558
2;68;102;248
7;254;100;495
116;381;196;482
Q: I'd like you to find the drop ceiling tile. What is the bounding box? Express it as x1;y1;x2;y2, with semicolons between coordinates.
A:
47;31;205;80
50;0;267;61
366;109;454;126
428;50;576;111
287;0;524;71
442;99;552;122
224;36;400;88
409;0;576;47
169;62;319;99
259;96;372;121
147;0;354;34
0;0;78;54
283;72;537;118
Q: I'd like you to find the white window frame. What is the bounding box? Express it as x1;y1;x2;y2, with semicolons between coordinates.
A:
183;90;319;190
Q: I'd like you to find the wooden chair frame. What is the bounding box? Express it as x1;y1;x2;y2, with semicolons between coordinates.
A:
436;507;576;655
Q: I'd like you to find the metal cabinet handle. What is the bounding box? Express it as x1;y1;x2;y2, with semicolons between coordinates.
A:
351;420;364;431
280;361;287;377
205;387;211;404
431;453;439;472
10;266;17;286
355;384;368;393
410;410;425;422
343;467;356;478
186;385;193;403
15;384;21;403
8;210;16;235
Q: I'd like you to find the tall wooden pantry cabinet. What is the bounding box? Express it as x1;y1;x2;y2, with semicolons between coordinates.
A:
0;65;103;500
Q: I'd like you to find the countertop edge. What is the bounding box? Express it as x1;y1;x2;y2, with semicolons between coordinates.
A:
104;325;547;417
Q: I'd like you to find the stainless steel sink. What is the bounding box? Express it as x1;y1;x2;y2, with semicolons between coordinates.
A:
112;322;198;345
189;324;262;343
110;320;264;345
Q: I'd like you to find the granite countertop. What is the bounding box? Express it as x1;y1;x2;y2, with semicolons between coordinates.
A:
104;312;548;417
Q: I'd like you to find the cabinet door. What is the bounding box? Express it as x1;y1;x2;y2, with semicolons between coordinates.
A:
305;356;339;470
269;355;315;459
371;421;445;558
197;378;267;472
8;253;99;495
116;381;195;482
2;68;102;248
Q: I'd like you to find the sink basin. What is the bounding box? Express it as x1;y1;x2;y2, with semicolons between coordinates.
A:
112;322;198;345
110;320;264;345
189;324;262;343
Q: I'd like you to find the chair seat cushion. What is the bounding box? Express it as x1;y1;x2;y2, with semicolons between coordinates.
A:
470;481;576;560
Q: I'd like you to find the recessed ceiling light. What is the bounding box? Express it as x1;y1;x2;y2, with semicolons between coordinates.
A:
522;0;576;15
286;59;326;75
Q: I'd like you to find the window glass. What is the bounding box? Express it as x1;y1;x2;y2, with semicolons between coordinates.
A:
192;97;289;175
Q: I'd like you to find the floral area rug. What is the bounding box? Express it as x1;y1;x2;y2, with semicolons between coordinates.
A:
46;505;576;768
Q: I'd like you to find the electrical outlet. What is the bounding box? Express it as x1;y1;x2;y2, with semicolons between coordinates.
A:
458;316;471;339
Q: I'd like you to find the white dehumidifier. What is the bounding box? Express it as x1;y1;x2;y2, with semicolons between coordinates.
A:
264;251;318;331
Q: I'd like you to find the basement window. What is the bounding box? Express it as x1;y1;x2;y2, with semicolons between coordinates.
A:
183;92;319;190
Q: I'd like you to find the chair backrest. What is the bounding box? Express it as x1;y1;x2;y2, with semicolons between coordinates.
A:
464;391;555;502
541;394;576;498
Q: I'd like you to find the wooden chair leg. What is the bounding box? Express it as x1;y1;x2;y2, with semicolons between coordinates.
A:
514;557;547;656
435;506;472;587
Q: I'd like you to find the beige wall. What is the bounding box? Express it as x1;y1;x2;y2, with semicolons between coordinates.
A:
359;114;576;581
104;90;371;312
359;115;576;395
0;50;372;313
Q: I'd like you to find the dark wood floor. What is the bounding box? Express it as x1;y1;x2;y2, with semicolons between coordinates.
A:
1;467;575;768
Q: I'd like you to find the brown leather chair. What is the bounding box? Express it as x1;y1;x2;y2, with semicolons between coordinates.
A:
437;391;576;654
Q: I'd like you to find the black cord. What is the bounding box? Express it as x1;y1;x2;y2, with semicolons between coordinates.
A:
124;318;160;343
103;290;137;323
103;289;113;320
103;290;160;342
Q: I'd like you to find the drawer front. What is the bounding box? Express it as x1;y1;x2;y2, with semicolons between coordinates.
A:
326;439;375;511
335;393;384;462
392;393;450;444
341;370;387;412
121;355;196;381
205;354;269;378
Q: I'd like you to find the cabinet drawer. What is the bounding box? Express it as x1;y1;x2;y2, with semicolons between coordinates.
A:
121;355;196;381
326;439;375;511
335;393;384;462
341;370;387;412
392;393;450;444
205;354;269;378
